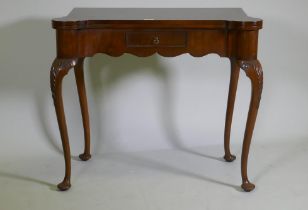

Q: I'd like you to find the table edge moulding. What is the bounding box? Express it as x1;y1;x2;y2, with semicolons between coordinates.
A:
50;8;263;192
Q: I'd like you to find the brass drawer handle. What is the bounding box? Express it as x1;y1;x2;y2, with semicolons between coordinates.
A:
153;36;160;45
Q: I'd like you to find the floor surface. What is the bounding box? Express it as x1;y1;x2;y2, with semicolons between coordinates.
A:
1;139;307;210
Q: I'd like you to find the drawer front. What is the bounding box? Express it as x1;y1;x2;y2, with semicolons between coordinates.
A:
126;31;187;47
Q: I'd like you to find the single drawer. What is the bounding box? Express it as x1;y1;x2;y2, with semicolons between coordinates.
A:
126;31;187;47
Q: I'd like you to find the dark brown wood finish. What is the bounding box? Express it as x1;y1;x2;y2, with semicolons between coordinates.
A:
50;8;263;192
74;58;91;161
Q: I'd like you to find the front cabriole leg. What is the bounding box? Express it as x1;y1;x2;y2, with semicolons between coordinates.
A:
239;59;263;192
50;58;78;191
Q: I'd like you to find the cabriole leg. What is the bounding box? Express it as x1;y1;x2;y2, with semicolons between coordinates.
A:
50;58;78;191
224;58;240;162
239;59;263;192
74;58;91;161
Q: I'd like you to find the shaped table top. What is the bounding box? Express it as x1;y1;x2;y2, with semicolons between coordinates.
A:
52;8;262;30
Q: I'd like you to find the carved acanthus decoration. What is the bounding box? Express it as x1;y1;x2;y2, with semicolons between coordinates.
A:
238;60;263;107
50;59;78;101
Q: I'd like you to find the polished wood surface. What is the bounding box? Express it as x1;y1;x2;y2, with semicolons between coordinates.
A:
50;8;263;192
53;8;262;30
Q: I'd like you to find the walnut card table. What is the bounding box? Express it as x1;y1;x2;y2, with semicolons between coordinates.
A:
50;8;263;192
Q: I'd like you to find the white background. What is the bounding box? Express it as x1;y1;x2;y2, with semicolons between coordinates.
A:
0;0;308;153
1;1;308;210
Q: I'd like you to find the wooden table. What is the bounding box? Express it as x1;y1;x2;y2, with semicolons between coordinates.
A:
50;8;263;192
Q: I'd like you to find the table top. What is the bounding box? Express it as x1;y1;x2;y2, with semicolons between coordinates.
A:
52;8;262;30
